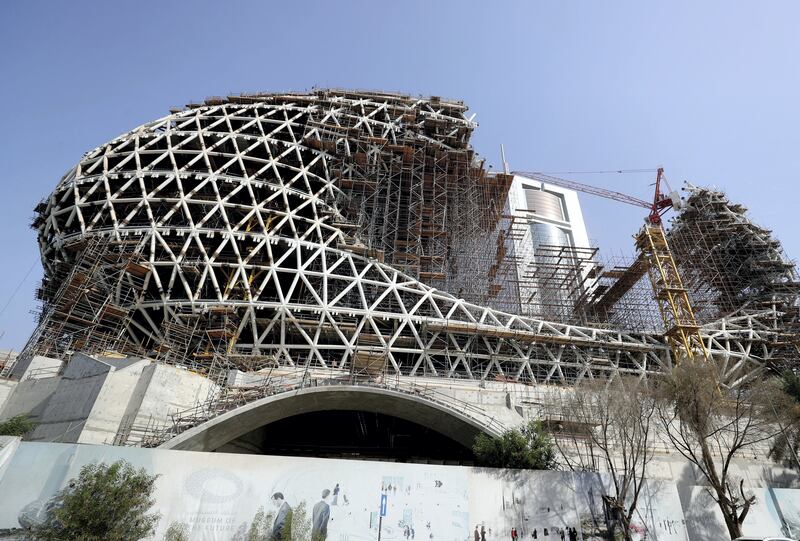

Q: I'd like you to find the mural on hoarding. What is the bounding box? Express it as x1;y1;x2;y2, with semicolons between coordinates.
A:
0;442;473;541
683;485;788;540
0;441;795;540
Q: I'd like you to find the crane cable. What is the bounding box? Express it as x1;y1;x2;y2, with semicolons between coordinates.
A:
531;168;659;175
0;259;38;321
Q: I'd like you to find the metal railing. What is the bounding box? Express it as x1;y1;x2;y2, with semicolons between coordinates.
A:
0;346;21;380
24;365;61;381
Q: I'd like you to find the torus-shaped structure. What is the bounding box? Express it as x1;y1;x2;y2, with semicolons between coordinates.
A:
21;90;784;385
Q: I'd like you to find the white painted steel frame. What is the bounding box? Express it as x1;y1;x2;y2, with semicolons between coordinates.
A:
34;92;772;385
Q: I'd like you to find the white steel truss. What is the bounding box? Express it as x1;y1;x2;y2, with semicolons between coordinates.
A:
30;90;776;385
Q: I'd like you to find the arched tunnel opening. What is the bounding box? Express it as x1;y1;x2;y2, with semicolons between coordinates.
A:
214;410;477;465
160;386;496;463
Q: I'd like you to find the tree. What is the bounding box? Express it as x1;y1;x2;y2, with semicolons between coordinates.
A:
770;371;800;467
473;420;557;470
656;358;798;539
164;522;190;541
30;460;160;541
781;370;800;402
245;506;274;541
553;378;656;541
291;501;311;541
0;414;37;436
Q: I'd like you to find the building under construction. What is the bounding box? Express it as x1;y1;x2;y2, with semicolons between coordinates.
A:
9;89;797;387
0;89;797;456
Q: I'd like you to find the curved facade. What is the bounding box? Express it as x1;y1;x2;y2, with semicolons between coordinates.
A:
26;90;772;386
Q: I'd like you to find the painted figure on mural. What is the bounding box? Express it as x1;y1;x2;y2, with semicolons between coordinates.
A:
312;489;332;541
271;492;293;541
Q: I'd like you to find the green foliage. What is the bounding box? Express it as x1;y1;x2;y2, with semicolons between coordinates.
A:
164;521;189;541
237;502;305;541
232;523;249;541
246;506;274;541
30;460;160;541
282;508;293;541
290;500;310;541
0;415;37;436
771;371;800;466
472;420;556;470
782;371;800;403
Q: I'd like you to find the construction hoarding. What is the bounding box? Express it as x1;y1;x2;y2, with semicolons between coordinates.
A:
0;439;797;540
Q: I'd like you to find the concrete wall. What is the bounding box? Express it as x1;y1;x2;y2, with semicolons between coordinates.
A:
28;354;112;443
428;381;526;428
78;358;150;445
238;369;529;432
2;357;785;479
7;353;61;382
134;363;217;425
1;353;220;446
0;379;18;415
117;363;219;445
0;355;64;421
0;377;60;422
19;355;63;381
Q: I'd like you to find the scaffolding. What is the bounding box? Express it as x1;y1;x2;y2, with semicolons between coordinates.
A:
305;91;510;298
666;185;800;369
582;255;662;333
0;350;18;379
13;236;149;376
25;89;797;392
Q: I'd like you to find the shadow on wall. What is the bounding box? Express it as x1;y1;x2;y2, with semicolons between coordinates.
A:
0;440;799;540
671;462;725;541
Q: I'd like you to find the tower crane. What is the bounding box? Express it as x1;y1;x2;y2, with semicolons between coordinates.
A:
513;168;709;362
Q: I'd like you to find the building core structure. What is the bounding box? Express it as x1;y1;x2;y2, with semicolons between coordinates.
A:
0;89;797;457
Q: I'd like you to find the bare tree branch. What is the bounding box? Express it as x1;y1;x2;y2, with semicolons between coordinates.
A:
553;377;655;541
655;357;799;539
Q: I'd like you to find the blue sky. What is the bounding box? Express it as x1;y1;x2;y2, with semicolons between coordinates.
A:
1;1;798;350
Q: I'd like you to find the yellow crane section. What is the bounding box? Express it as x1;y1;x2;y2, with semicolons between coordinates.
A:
636;224;709;361
514;168;709;363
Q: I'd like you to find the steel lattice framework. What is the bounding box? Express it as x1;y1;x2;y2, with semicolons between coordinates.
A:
27;90;777;385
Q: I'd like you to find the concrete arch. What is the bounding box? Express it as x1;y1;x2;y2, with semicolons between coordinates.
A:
159;385;501;452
